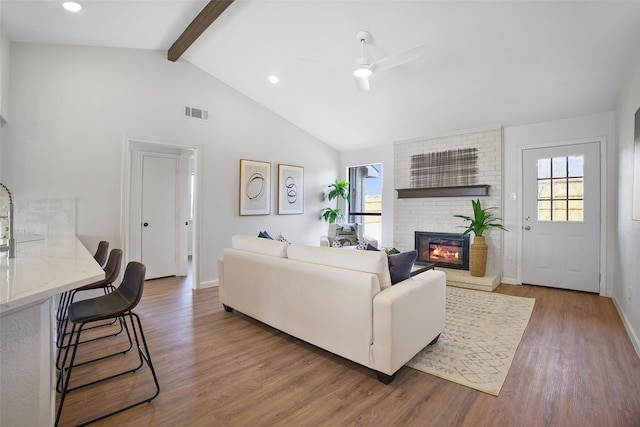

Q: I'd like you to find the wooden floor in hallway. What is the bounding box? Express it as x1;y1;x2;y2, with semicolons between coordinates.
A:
56;273;640;427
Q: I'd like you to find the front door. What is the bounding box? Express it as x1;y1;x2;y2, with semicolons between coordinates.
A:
521;142;600;292
141;154;177;280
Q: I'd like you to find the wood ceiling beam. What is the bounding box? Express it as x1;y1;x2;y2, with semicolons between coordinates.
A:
168;0;235;62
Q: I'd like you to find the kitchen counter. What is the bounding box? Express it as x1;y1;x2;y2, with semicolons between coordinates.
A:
1;237;104;316
0;237;104;426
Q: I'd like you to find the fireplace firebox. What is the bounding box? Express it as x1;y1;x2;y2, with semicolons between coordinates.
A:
414;231;470;270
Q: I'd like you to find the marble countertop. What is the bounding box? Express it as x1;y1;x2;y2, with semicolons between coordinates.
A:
0;238;105;316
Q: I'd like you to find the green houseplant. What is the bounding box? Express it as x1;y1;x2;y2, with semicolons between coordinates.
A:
321;179;349;223
453;199;508;237
454;199;508;277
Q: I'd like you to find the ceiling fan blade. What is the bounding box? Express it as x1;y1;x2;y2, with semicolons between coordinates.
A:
354;75;370;92
372;44;427;72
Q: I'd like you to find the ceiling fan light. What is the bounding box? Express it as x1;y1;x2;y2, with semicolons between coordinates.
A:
62;1;82;12
354;66;372;78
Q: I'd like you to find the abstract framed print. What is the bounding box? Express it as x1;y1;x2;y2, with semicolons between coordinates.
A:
277;164;304;215
239;159;271;215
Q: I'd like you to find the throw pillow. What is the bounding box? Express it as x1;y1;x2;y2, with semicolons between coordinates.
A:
258;231;274;239
276;233;290;244
331;239;343;248
388;250;418;285
356;241;368;250
335;225;358;246
365;243;379;251
338;238;353;247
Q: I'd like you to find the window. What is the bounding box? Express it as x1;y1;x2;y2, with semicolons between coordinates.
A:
348;164;382;243
536;156;584;221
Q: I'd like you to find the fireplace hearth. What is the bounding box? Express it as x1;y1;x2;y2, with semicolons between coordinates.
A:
415;231;470;270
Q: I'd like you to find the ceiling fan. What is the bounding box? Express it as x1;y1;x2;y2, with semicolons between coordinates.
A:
353;30;427;92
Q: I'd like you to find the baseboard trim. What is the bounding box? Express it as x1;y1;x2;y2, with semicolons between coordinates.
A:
612;295;640;358
500;277;520;285
199;279;219;289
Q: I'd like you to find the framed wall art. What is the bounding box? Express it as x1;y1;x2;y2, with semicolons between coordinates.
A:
277;164;304;215
239;159;271;215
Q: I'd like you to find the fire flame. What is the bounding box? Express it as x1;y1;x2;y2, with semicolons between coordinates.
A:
430;246;459;261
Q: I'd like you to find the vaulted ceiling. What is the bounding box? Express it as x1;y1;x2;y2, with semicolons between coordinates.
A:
2;1;640;152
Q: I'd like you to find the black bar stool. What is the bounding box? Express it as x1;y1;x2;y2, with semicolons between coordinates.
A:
55;262;160;426
56;241;109;324
56;249;125;359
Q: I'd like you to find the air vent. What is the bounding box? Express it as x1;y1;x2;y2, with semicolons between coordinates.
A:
184;105;209;121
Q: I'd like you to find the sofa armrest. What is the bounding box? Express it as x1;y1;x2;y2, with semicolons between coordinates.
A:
320;235;330;247
372;270;446;375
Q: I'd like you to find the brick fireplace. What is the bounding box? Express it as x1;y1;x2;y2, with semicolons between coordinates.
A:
394;125;504;277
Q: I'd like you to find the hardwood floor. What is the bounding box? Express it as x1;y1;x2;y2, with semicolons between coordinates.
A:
56;275;640;426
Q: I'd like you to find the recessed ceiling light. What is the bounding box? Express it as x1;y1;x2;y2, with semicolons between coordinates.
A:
63;2;82;12
268;75;280;84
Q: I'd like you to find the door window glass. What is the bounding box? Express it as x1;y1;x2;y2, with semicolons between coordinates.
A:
537;156;584;221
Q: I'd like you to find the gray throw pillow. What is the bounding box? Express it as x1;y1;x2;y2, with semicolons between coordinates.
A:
258;231;274;239
388;250;418;285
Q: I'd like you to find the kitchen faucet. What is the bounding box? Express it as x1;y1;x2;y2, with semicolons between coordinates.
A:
0;182;16;258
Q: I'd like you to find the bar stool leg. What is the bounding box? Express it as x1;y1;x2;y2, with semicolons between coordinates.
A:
55;311;160;426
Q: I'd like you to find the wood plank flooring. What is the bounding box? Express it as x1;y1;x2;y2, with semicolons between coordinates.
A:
56;275;640;426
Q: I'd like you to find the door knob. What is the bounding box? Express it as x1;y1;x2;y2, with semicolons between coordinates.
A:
524;225;531;231
143;222;149;227
524;216;531;221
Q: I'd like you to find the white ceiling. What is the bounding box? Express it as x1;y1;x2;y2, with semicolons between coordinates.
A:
2;1;640;152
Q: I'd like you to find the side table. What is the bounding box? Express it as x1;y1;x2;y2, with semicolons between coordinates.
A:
410;263;435;277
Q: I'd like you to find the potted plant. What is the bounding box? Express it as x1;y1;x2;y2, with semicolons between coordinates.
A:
321;179;349;223
454;199;508;277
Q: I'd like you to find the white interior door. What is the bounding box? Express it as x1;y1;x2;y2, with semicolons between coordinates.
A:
142;154;177;279
522;142;600;292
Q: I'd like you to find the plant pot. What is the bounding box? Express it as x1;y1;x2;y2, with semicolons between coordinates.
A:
469;235;487;277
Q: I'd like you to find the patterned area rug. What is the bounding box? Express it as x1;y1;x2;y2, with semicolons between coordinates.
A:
406;286;535;396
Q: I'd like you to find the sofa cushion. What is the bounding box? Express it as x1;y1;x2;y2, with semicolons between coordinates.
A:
388;250;418;285
232;235;289;258
287;244;392;290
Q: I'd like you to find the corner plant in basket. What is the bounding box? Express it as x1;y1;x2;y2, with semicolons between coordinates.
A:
454;199;508;277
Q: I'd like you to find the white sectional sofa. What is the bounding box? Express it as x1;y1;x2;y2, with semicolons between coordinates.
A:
217;235;446;383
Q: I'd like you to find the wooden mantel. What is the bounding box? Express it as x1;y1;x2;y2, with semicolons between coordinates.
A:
396;185;490;198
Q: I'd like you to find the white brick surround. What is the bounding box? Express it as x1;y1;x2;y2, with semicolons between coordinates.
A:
394;125;504;277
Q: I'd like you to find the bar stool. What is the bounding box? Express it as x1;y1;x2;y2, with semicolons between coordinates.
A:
56;241;109;325
93;240;109;267
55;262;160;426
56;249;124;354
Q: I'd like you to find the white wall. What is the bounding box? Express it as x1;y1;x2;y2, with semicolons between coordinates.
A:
0;29;9;175
502;112;617;293
614;39;640;355
1;43;340;285
341;144;394;248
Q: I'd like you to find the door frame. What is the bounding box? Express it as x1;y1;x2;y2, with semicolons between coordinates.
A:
121;137;201;290
517;137;608;295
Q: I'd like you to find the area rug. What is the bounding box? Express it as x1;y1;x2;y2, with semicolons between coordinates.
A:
406;286;535;396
